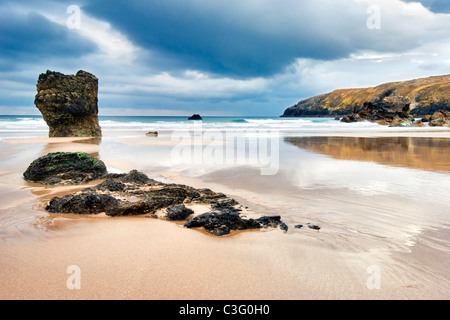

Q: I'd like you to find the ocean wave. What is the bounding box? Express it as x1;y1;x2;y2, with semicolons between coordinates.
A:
0;117;48;131
0;116;448;134
244;118;312;124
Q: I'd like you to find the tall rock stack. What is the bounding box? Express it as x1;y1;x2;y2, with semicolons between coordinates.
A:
35;70;102;137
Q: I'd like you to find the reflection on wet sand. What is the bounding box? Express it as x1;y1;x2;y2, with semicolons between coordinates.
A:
40;137;101;159
285;136;450;173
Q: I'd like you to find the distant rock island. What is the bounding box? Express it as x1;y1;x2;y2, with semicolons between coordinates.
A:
35;70;102;137
188;114;203;120
282;75;450;121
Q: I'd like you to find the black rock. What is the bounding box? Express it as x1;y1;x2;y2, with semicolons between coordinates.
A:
42;168;290;237
46;192;120;214
43;170;241;218
108;193;188;217
255;215;282;228
95;179;126;192
294;225;303;229
341;96;412;126
106;200;161;217
165;204;194;221
210;198;240;212
188;114;202;120
184;211;261;236
307;224;321;230
116;169;151;184
185;213;286;236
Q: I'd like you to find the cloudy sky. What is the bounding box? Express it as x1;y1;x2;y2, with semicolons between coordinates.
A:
1;0;450;116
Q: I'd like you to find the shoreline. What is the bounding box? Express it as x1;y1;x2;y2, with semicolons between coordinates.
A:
0;130;449;299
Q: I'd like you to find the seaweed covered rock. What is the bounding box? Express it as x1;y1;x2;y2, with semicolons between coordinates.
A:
35;70;102;137
23;152;107;185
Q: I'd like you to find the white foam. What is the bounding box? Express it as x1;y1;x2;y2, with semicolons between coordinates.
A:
1;116;449;136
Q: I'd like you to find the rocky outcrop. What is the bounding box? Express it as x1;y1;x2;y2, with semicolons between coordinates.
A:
340;96;413;125
282;75;450;120
35;70;102;137
422;109;450;127
184;212;285;236
43;168;289;236
23;152;107;185
24;153;316;236
165;204;195;221
46;193;120;215
188;114;202;120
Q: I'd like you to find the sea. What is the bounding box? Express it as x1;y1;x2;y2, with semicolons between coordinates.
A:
0;114;444;138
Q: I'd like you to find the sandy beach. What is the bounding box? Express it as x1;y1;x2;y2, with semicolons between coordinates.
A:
4;0;450;304
0;129;450;300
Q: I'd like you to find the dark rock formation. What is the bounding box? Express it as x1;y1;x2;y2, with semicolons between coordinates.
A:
35;70;102;137
409;119;425;127
427;109;450;127
46;193;120;215
307;224;321;230
23;152;107;185
184;212;258;236
184;213;285;236
41;168;288;236
188;114;202;120
210;198;241;212
95;179;127;192
340;96;413;126
282;75;450;119
165;204;194;221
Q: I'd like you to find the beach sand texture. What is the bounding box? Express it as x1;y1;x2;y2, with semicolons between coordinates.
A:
0;131;449;300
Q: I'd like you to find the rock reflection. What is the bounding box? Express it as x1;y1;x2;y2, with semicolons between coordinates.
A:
284;136;450;173
40;137;101;159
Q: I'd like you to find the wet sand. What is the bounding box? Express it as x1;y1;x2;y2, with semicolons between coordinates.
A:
0;132;449;300
285;136;450;173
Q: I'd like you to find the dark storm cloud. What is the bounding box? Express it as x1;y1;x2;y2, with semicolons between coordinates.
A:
82;0;450;78
0;9;96;71
82;0;370;77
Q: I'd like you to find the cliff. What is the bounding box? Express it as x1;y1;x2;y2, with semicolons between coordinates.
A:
282;75;450;118
35;70;102;137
